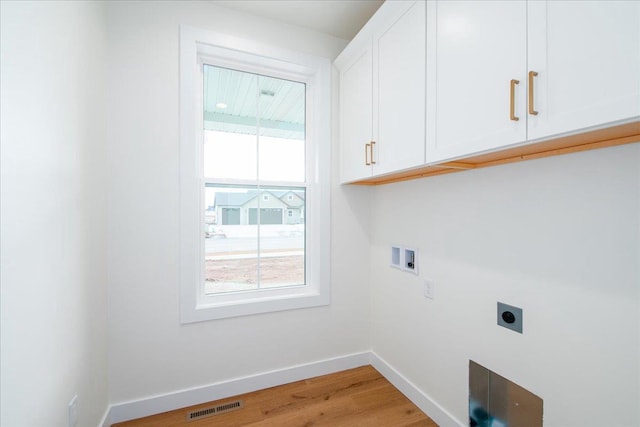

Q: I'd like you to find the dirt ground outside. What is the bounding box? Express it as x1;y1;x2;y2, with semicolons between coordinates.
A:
205;255;304;293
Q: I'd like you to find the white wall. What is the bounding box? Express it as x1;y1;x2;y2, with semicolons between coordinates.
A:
0;2;109;426
106;1;371;404
369;143;640;426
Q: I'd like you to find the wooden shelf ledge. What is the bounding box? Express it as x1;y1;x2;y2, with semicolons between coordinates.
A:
352;121;640;185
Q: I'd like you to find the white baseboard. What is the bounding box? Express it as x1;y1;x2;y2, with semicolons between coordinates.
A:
105;351;463;426
369;352;465;427
108;351;370;424
98;405;112;427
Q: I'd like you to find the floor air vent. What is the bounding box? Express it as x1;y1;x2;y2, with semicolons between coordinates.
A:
186;400;243;421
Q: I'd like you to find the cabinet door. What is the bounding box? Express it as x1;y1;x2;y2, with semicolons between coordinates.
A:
527;1;640;141
340;43;373;183
426;0;527;163
373;0;426;176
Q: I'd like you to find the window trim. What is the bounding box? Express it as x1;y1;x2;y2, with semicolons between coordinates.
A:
179;25;330;323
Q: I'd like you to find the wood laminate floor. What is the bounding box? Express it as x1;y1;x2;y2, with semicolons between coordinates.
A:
113;365;438;426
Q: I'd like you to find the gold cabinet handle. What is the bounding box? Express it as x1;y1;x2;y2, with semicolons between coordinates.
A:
370;141;376;165
528;71;539;116
365;143;371;166
510;79;520;121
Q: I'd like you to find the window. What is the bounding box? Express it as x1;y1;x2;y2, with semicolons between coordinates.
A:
179;26;330;322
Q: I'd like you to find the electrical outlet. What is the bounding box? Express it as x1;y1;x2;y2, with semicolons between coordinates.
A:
423;279;434;299
68;395;78;427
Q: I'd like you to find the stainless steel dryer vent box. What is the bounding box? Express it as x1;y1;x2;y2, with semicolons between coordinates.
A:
469;360;543;427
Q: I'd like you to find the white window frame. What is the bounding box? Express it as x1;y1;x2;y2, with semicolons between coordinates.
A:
179;25;330;323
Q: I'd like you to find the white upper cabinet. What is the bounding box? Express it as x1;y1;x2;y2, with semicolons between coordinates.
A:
427;0;640;164
339;0;639;184
339;43;373;184
527;1;640;141
373;0;426;176
337;1;425;184
426;1;528;163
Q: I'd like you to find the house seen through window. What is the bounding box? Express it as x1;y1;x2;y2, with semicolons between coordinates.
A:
203;65;306;294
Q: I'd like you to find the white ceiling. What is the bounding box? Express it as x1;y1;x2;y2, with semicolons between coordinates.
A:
213;0;385;40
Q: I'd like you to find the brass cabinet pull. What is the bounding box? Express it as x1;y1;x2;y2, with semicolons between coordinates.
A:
510;79;520;121
365;143;371;166
370;141;376;165
528;71;539;115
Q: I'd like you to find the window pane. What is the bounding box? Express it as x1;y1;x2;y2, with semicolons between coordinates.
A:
204;185;305;294
258;75;305;182
203;65;258;180
203;66;306;182
258;187;305;289
204;185;259;294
